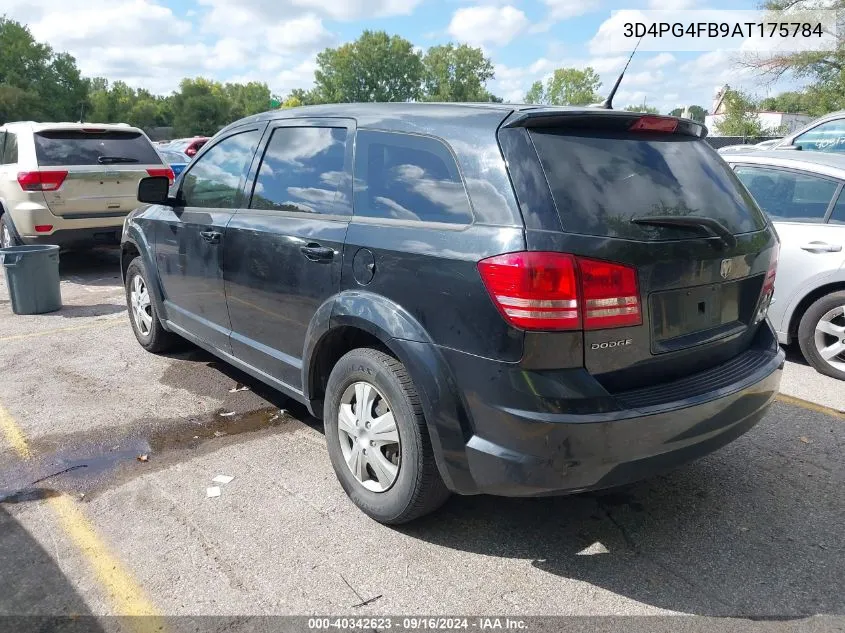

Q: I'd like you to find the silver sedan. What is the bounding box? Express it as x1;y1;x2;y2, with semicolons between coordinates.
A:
724;151;845;380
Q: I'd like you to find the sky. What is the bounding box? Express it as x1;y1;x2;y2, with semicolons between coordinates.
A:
5;0;807;114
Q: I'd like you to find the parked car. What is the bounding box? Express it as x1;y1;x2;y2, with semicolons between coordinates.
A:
0;122;173;249
718;139;781;155
718;111;845;155
723;151;845;379
167;136;209;158
156;148;190;178
122;103;784;523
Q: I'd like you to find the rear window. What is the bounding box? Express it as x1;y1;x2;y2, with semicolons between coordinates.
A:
35;130;162;167
529;130;767;240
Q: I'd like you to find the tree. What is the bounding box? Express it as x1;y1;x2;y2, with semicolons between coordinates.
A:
314;31;424;103
715;89;765;136
171;78;231;136
0;18;88;122
422;43;495;102
624;104;659;113
523;67;601;106
224;81;272;120
741;0;845;111
668;105;708;123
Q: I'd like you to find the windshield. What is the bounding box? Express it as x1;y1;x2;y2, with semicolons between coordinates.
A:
529;130;768;240
35;130;162;167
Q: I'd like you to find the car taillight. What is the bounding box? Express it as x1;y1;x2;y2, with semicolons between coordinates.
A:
579;257;641;329
477;252;641;331
17;170;68;192
186;147;197;157
629;116;678;133
756;243;779;322
147;167;175;185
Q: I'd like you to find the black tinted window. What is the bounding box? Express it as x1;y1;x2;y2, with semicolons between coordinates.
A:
353;130;472;224
35;130;161;166
182;130;261;209
735;166;837;222
529;131;767;240
250;127;350;215
1;133;16;164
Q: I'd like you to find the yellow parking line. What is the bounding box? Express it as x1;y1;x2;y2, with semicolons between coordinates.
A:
0;403;31;459
0;317;124;343
0;401;162;623
776;393;845;420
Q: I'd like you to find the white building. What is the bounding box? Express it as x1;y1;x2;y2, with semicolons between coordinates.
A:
703;85;812;136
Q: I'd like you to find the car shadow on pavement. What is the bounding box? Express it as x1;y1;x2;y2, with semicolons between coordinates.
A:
0;506;105;627
399;414;844;618
46;304;126;319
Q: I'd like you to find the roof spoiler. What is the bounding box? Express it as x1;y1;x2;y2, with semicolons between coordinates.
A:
502;109;706;137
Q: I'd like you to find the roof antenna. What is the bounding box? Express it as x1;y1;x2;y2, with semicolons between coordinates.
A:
593;34;644;110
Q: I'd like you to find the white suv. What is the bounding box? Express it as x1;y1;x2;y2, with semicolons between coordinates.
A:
0;122;173;249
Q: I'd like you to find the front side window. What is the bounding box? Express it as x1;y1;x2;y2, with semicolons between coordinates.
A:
793;119;845;152
250;127;350;215
734;165;837;222
353;130;473;225
181;130;261;209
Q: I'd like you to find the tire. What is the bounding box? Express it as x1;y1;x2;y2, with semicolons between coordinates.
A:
324;348;450;524
0;214;19;248
125;256;180;353
797;290;845;381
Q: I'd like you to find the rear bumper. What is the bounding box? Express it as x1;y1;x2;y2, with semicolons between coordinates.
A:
23;227;122;248
407;322;785;497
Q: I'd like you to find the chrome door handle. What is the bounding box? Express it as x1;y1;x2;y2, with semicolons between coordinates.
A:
200;230;222;244
800;242;841;253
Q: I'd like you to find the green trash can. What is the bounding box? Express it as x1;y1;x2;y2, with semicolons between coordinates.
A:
0;245;62;315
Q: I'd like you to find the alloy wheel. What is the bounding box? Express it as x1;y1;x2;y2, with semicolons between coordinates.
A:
337;381;401;492
1;224;11;249
814;305;845;373
130;274;153;337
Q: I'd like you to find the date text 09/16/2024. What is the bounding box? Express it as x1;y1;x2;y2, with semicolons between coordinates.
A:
307;617;529;630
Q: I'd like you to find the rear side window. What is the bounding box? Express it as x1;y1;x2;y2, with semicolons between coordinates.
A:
1;132;16;164
827;190;845;225
353;130;472;225
529;131;767;240
793;119;845;152
250;127;350;215
34;130;162;166
734;166;838;223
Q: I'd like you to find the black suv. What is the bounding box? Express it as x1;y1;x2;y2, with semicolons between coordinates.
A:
122;103;785;524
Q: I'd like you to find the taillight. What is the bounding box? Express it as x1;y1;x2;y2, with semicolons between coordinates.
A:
476;252;580;330
629;116;678;133
477;252;641;331
186;147;197;157
756;243;779;322
147;167;175;185
579;257;641;329
17;170;68;192
34;225;53;233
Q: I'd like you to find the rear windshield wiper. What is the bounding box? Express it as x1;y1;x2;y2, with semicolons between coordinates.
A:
97;156;139;164
630;215;737;249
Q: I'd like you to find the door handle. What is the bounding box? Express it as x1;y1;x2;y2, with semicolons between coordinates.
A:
800;242;842;253
200;230;222;244
300;243;335;262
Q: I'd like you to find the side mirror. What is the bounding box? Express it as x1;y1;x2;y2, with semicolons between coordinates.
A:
138;176;173;205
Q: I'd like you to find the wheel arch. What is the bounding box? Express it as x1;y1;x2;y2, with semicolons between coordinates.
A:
787;280;845;340
302;291;476;493
121;228;169;327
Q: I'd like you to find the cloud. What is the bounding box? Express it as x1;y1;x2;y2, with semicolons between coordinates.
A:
648;0;697;8
448;5;530;46
645;52;676;68
542;0;601;20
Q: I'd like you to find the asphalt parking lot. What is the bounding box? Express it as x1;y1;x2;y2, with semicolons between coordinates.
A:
0;248;843;619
